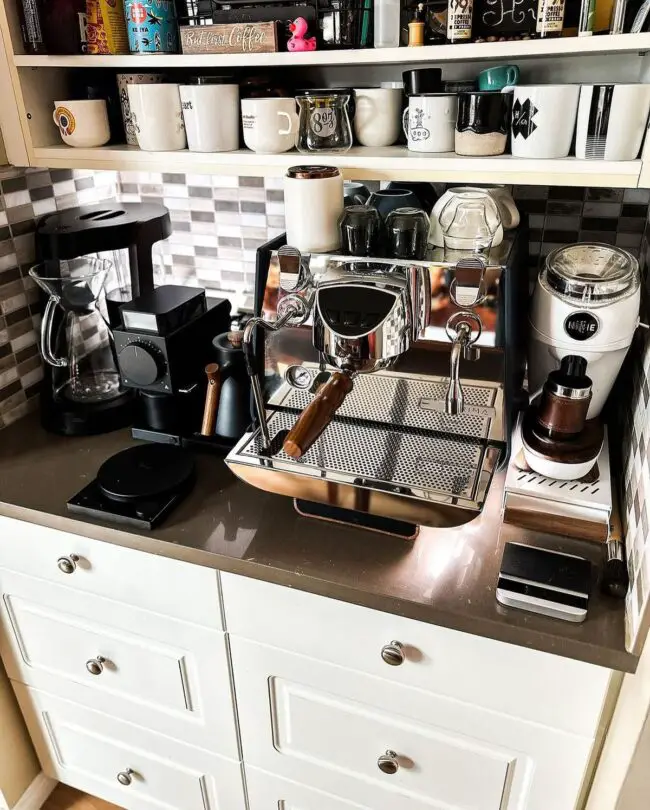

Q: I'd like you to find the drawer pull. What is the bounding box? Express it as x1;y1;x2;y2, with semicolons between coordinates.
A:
57;554;79;574
117;768;135;786
377;750;399;775
381;641;405;666
86;656;106;675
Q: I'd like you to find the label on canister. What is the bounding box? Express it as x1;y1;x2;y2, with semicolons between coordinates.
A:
124;0;179;53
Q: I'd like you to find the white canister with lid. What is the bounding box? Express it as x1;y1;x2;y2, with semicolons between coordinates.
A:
284;166;343;253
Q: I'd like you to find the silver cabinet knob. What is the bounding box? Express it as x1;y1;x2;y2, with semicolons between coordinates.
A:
57;554;79;574
381;641;405;666
377;750;399;775
86;656;106;675
117;768;134;786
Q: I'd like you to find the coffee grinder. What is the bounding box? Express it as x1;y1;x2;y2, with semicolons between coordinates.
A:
35;202;172;436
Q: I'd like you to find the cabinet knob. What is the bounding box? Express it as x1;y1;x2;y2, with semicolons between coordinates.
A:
57;554;79;574
377;750;399;775
86;656;106;676
381;641;405;666
116;768;135;786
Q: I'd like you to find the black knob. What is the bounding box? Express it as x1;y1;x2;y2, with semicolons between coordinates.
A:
119;343;165;387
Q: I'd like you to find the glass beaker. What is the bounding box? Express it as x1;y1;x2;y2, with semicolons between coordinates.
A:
438;191;501;254
29;259;125;405
296;91;353;153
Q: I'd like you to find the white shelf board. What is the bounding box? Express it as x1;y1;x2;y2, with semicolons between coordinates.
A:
14;32;650;69
30;145;642;187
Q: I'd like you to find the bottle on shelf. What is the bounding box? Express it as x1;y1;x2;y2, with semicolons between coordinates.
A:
408;2;426;44
374;0;401;47
18;0;88;54
535;0;566;37
447;0;474;42
17;0;46;54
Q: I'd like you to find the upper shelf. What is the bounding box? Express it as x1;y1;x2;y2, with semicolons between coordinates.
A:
13;32;650;69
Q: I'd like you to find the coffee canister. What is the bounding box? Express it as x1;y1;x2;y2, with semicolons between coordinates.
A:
285;166;343;253
124;0;179;53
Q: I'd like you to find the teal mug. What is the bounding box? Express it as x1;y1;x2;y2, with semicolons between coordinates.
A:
477;65;520;91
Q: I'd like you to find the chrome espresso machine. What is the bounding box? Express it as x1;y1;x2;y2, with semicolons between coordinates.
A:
226;233;528;534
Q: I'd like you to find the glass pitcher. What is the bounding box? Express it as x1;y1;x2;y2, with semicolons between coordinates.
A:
29;259;125;405
296;90;353;153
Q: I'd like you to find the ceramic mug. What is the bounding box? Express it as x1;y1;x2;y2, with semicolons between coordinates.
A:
477;65;520;91
455;91;512;156
576;83;650;160
180;81;240;152
127;83;186;151
511;85;580;159
52;100;110;148
241;97;298;154
402;94;457;153
353;87;402;147
117;73;165;146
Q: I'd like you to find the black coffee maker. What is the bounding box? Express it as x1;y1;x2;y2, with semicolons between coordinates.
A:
34;203;172;436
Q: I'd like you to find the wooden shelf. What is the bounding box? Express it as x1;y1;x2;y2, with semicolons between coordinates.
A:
13;32;650;69
31;145;643;187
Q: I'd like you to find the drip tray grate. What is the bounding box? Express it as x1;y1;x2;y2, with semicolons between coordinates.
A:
241;410;488;501
270;374;498;440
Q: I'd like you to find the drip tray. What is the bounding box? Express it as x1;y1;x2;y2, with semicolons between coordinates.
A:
228;410;501;518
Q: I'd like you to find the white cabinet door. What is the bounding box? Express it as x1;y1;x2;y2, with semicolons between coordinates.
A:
221;572;610;737
14;684;246;810
246;767;373;810
0;569;239;757
230;637;594;810
0;515;222;629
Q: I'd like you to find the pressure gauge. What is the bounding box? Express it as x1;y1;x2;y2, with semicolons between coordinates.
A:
285;365;313;390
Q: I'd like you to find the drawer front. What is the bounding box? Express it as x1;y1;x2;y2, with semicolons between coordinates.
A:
231;637;594;810
0;569;239;757
14;683;246;810
222;573;609;737
0;515;222;629
247;768;372;810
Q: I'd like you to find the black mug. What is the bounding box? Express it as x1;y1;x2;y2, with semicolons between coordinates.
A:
455;91;512;157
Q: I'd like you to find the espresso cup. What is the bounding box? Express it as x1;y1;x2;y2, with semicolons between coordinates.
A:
575;83;650;160
127;84;186;151
511;85;580;159
477;65;520;92
402;94;457;153
353;87;402;147
242;97;298;154
455;91;512;157
52;100;110;148
180;81;239;152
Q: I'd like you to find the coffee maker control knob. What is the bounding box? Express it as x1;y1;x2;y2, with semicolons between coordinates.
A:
119;342;166;387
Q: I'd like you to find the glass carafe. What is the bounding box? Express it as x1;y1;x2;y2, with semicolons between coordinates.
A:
29;259;124;404
296;91;353;153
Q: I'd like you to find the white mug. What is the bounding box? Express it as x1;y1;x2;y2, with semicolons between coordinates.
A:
511;85;579;159
402;94;457;153
52;100;110;148
576;83;650;161
117;73;165;146
353;87;402;147
180;82;240;153
127;84;186;152
241;98;298;154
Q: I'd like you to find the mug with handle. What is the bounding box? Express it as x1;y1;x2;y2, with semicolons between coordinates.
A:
353;87;402;147
242;97;298;154
53;100;110;148
402;94;457;153
477;65;520;92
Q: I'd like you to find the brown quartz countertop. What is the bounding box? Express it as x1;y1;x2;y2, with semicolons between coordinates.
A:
0;413;636;673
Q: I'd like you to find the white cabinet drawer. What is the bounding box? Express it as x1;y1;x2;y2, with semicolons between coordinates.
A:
0;569;238;757
246;768;372;810
222;572;609;737
231;637;594;810
14;683;246;810
0;515;221;629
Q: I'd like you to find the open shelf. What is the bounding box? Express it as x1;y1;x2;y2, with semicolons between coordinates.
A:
13;32;650;69
30;145;643;187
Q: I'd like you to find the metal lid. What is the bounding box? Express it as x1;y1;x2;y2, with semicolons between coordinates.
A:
541;243;639;305
287;166;340;179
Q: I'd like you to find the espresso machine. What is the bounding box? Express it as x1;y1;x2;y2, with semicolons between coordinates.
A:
225;233;529;532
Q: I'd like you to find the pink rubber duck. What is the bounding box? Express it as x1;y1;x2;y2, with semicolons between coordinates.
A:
288;17;317;52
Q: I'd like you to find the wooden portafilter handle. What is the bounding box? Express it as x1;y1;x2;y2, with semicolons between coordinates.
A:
283;372;354;459
200;363;221;436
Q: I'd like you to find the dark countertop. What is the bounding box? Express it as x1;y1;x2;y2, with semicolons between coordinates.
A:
0;413;636;673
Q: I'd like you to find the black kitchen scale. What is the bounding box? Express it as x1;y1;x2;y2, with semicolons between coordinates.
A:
67;444;196;530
